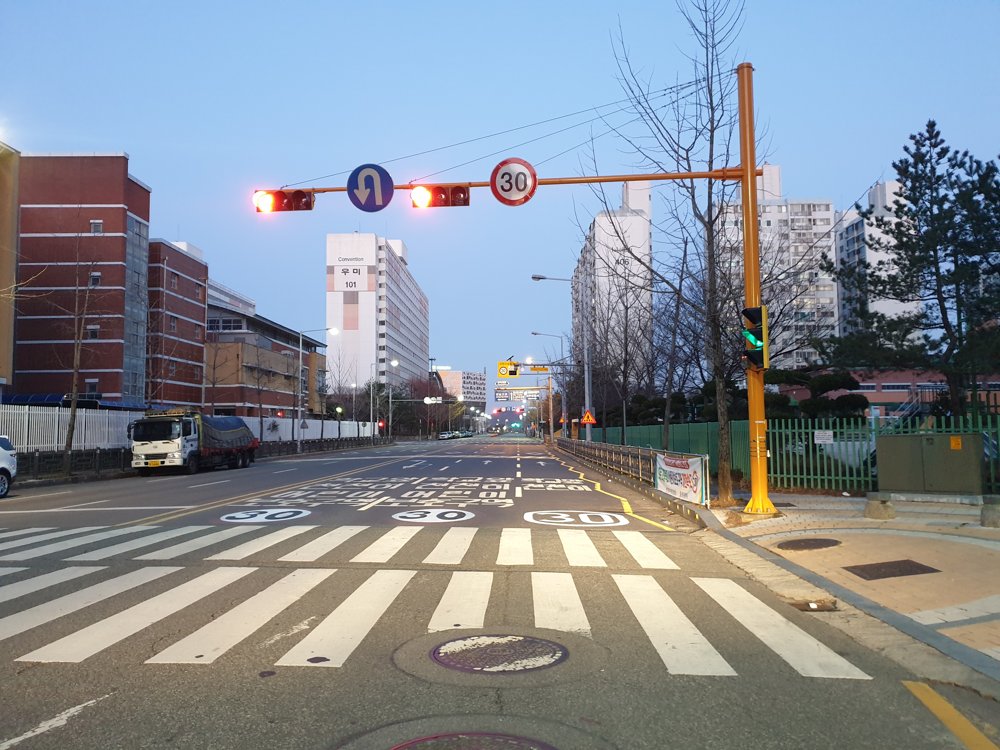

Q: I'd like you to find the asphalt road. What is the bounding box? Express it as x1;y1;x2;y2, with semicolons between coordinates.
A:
0;436;987;749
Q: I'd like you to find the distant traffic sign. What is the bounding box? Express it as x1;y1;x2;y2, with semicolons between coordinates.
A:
490;158;538;206
497;360;519;378
495;390;511;401
347;163;394;212
581;410;597;426
529;366;549;373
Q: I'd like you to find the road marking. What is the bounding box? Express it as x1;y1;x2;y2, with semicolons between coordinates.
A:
515;487;523;498
439;465;450;472
422;527;478;565
0;528;55;541
135;527;261;560
455;459;462;463
0;693;112;750
259;616;318;647
10;490;71;501
0;567;105;604
902;680;1000;750
557;529;607;567
18;567;255;663
0;527;106;553
65;526;212;561
428;571;492;632
516;471;522;478
496;528;533;565
614;574;735;676
612;531;679;570
206;526;317;560
0;567;180;642
275;569;416;667
272;468;297;474
188;480;230;488
0;568;27;578
692;577;870;679
55;499;107;509
532;572;591;636
147;569;335;664
279;526;367;562
351;527;421;563
0;527;158;561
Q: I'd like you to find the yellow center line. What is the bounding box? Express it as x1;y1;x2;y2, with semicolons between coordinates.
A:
115;456;415;527
902;681;998;750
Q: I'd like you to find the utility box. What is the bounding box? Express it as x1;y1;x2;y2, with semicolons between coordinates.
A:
876;433;984;494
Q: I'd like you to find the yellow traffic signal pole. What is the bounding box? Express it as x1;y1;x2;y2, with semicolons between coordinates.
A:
737;63;776;515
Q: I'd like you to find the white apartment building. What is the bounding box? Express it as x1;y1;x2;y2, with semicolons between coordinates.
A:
835;180;919;334
438;369;487;408
325;233;430;391
720;165;838;369
571;182;654;386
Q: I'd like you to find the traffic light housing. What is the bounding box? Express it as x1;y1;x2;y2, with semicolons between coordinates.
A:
378;419;385;429
410;184;471;208
741;305;769;369
253;189;315;213
508;363;519;377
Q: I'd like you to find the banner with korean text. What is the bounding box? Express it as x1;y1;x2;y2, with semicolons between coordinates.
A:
655;452;710;506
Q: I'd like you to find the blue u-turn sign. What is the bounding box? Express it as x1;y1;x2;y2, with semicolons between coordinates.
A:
347;163;394;212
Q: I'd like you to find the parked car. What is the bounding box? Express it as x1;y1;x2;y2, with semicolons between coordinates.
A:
0;436;17;498
438;431;454;440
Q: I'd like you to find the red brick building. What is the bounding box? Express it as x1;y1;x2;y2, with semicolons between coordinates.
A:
146;241;208;409
15;154;151;408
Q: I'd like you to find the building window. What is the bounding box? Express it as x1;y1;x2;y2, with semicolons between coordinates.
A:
855;384;876;392
90;220;103;234
195;286;203;300
168;362;177;377
84;379;99;396
169;272;178;290
85;325;100;340
169;316;178;332
882;383;910;392
89;272;101;287
195;326;202;340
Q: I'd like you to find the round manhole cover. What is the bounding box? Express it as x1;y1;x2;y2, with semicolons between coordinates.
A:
777;538;842;551
430;635;567;673
391;733;559;749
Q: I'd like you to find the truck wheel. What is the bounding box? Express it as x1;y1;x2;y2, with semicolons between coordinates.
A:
228;455;239;470
240;452;250;468
186;457;199;475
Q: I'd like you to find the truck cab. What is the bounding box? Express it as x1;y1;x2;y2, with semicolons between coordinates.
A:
130;414;198;474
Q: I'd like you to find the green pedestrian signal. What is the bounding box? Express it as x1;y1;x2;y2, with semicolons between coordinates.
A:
741;305;769;369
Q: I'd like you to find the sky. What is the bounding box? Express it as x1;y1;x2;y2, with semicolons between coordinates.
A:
3;0;999;399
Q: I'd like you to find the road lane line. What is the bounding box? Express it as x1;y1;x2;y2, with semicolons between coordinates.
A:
496;528;533;566
135;527;261;560
0;527;158;561
438;465;450;471
612;531;679;570
0;567;105;604
0;527;106;553
516;471;522;478
188;480;230;488
613;574;736;676
206;525;317;560
0;567;180;642
147;569;335;664
272;469;297;474
428;571;493;632
279;526;368;562
56;499;107;509
692;577;870;679
350;527;421;563
515;487;523;498
66;526;213;561
275;569;416;667
9;491;71;500
557;529;607;567
902;681;999;750
532;572;591;636
18;567;255;663
423;527;478;565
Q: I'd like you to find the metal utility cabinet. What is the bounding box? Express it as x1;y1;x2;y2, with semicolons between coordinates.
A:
876;433;984;494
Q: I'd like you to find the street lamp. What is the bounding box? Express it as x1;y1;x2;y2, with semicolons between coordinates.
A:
532;275;592;442
335;405;343;439
297;327;339;453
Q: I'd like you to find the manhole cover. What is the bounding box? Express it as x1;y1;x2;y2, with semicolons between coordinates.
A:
777;538;841;551
391;733;558;749
772;502;796;508
430;635;567;673
843;559;941;581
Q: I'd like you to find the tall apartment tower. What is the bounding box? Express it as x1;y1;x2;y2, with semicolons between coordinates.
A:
326;233;430;391
719;165;838;369
15;154;150;407
439;370;487;411
571;182;653;387
835;180;918;334
146;240;208;409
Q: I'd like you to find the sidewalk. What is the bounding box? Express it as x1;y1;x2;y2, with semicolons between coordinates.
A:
702;492;1000;693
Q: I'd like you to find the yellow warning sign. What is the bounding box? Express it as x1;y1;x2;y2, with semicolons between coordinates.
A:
950;436;963;451
581;410;597;426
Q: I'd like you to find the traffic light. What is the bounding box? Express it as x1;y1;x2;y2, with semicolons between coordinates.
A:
741;305;769;369
410;184;471;208
378;419;385;429
276;409;285;418
253;189;315;213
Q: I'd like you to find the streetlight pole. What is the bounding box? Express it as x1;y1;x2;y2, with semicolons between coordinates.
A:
532;331;567;441
531;275;592;442
297;327;339;454
388;359;398;440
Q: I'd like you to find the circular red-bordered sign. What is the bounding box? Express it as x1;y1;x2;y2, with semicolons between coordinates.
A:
490;158;538;206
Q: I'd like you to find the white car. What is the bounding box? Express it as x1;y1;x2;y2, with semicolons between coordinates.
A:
0;436;17;498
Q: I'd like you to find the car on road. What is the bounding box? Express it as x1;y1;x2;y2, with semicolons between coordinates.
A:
0;436;17;498
437;431;454;440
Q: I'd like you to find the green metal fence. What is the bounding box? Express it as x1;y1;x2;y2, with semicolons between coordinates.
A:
582;414;1000;494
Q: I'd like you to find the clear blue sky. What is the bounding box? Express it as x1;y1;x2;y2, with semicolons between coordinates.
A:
3;1;998;396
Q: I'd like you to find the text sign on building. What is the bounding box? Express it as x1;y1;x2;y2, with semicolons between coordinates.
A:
347;163;394;212
333;266;366;291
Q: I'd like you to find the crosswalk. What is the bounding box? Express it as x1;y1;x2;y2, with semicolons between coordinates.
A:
0;524;681;570
0;562;871;679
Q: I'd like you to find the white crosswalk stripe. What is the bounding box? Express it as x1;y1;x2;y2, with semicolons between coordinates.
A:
0;528;56;542
612;530;679;570
428;571;492;632
66;526;213;561
557;529;607;567
497;528;533;565
532;572;590;636
0;527;158;561
350;527;421;563
0;527;106;554
0;568;27;579
0;566;104;604
422;527;478;565
135;526;262;560
278;526;367;562
206;526;317;561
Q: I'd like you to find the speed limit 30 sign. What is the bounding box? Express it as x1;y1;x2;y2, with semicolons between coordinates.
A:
490;158;538;206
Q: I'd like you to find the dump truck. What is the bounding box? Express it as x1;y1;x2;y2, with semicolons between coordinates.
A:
129;410;259;476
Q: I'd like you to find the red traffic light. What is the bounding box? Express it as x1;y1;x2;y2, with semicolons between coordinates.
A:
378;419;385;428
276;409;285;418
410;184;471;208
253;189;315;213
